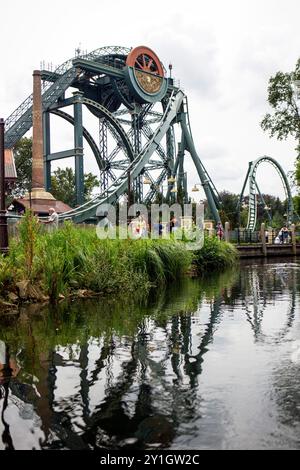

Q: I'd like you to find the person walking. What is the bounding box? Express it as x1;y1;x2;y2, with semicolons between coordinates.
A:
170;216;180;234
216;222;224;241
43;207;59;231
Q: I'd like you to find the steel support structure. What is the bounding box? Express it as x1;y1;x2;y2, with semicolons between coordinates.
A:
132;111;143;203
99;118;108;192
4;46;224;224
43;111;51;191
180;113;221;224
73;92;84;206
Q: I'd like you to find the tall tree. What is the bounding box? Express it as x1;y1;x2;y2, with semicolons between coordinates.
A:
51;167;99;207
261;59;300;158
12;137;32;197
218;191;240;228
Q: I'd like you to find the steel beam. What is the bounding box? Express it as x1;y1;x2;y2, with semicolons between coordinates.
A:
72;58;125;79
181;115;221;224
99;119;108;192
46;149;81;161
48;96;77;111
73;92;84;205
43;111;51;191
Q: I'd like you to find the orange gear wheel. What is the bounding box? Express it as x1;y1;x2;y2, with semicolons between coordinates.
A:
126;46;164;77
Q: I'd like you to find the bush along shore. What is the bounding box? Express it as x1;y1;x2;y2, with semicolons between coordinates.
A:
0;213;238;311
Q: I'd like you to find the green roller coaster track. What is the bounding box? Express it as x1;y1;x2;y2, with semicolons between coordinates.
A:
4;45;222;224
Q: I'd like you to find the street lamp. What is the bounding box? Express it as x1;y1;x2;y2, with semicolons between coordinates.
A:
167;175;176;184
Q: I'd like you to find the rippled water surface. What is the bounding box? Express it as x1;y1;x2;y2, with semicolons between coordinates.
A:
1;259;300;450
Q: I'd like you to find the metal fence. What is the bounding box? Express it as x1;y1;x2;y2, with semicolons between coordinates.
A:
228;228;300;244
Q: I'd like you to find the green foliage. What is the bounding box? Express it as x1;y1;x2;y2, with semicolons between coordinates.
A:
193;236;238;274
294;195;300;214
12;137;32;197
0;221;237;304
270;210;285;229
296;159;300;186
51;167;99;207
218;191;240;228
0;224;195;302
261;64;300;151
18;210;40;278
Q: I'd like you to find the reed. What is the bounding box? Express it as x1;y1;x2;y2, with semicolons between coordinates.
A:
0;221;237;304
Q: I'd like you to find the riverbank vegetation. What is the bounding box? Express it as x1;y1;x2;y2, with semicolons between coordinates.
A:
0;213;238;308
193;235;238;274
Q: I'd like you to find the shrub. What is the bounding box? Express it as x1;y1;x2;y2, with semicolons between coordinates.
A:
193;236;238;274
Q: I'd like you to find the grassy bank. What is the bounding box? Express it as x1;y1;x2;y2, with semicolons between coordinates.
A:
193;235;238;274
0;214;238;307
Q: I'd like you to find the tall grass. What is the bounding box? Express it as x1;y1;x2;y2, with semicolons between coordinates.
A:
193;236;238;274
0;221;237;304
0;222;192;303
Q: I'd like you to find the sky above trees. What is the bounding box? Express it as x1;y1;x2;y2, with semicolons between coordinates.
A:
1;0;300;200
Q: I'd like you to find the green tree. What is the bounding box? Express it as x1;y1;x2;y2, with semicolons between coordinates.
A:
12;137;32;197
10;139;99;207
261;62;300;220
51;167;99;207
218;191;240;228
271;210;284;229
261;59;300;158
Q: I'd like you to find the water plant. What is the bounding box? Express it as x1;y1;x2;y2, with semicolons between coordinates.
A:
0;221;237;305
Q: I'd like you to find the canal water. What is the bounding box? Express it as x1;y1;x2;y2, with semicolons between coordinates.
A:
0;259;300;450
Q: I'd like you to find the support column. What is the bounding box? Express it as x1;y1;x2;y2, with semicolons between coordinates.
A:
166;126;175;178
132;111;142;203
291;223;297;255
183;172;188;203
181;115;221;224
225;222;230;242
43;111;51;191
73;92;84;206
99;118;108;192
177;137;185;192
261;223;267;257
32;70;45;190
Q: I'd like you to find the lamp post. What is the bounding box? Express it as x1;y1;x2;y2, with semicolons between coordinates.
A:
144;176;178;202
191;183;201;192
0;118;9;254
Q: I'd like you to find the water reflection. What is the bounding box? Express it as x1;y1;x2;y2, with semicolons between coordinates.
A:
1;260;300;450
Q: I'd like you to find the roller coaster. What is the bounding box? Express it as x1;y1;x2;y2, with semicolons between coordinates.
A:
4;45;222;224
237;156;296;230
4;44;297;229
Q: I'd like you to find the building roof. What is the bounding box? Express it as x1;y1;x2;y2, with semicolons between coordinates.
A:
13;198;73;215
4;149;17;180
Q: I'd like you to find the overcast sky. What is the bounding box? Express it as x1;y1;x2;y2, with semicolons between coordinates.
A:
1;0;300;200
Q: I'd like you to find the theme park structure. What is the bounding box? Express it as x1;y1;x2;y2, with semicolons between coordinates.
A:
238;156;295;230
4;45;222;224
4;44;297;229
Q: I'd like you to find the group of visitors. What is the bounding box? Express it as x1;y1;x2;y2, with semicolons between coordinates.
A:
274;225;290;244
128;212;180;239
